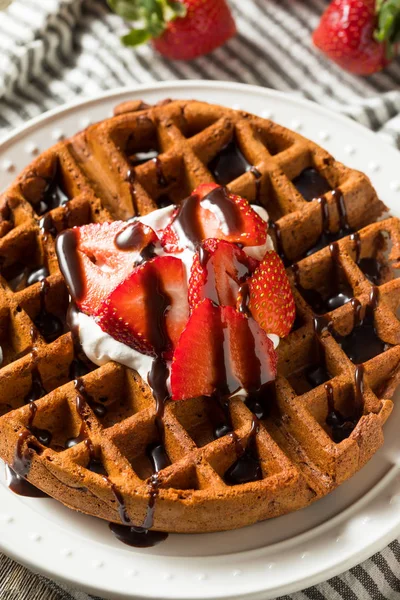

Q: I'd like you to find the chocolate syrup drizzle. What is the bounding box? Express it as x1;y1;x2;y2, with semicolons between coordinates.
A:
8;360;52;498
224;415;262;485
209;140;251;186
36;173;69;216
67;303;93;379
172;186;244;248
292;242;353;314
33;279;63;343
114;221;156;264
250;167;262;204
305;189;352;258
339;287;385;364
292;167;331;202
7;263;49;292
350;232;383;285
325;365;364;443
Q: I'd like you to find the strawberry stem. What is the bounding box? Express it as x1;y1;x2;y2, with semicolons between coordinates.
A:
374;0;400;58
107;0;187;46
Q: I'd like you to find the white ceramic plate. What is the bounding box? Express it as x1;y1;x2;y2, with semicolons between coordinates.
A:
0;81;400;600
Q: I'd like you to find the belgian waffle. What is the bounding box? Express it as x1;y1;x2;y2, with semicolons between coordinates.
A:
0;99;398;535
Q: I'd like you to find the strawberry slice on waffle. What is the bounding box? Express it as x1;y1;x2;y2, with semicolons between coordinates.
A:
97;255;189;358
161;183;267;251
171;299;277;401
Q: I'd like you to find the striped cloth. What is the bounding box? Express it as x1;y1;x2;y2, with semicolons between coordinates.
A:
0;1;400;599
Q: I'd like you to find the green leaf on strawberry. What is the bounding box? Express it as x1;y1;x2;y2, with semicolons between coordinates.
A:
108;0;236;61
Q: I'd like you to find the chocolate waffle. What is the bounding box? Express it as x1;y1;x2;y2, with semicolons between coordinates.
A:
0;99;398;536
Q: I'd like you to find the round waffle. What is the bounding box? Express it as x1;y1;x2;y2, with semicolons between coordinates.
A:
0;99;398;534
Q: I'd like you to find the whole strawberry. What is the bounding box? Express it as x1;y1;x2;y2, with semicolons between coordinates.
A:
108;0;236;61
313;0;400;75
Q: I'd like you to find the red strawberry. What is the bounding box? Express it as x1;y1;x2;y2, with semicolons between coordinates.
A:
171;299;277;401
161;183;267;251
188;239;258;310
243;250;295;337
110;0;236;61
96;256;189;357
56;221;157;315
312;0;400;75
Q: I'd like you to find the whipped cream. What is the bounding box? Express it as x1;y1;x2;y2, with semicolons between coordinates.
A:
77;203;278;388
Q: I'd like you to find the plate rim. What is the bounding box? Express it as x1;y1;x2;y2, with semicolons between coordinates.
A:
1;79;400;600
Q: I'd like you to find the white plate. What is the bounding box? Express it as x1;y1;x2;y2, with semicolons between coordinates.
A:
0;81;400;600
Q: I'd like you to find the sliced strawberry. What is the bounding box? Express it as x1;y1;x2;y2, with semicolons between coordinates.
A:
161;183;267;251
96;256;189;357
244;250;296;337
222;306;277;392
171;299;221;400
56;221;158;315
171;299;277;401
188;239;258;310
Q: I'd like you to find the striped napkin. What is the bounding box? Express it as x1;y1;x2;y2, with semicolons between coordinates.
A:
0;1;400;599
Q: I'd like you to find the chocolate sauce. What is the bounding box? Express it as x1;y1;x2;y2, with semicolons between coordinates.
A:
339;287;385;363
24;339;46;404
75;377;107;419
305;364;330;389
148;357;170;439
351;232;361;264
224;416;262;485
292;167;331;202
24;366;46;403
324;371;363;443
172;186;244;248
37;172;69;216
354;364;365;416
6;263;49;292
39;214;57;239
153;157;167;187
245;380;276;420
324;242;353;311
84;439;108;475
269;221;288;265
147;442;170;473
325;382;356;442
114;221;156;264
209;141;251;185
157;195;171;209
292;263;325;313
33;279;63;343
56;229;85;302
8;400;51;497
350;232;382;285
305;190;353;258
358;258;382;285
250;167;262;204
6;464;49;497
109;522;168;548
67;302;93;378
64;381;91;448
108;472;169;548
